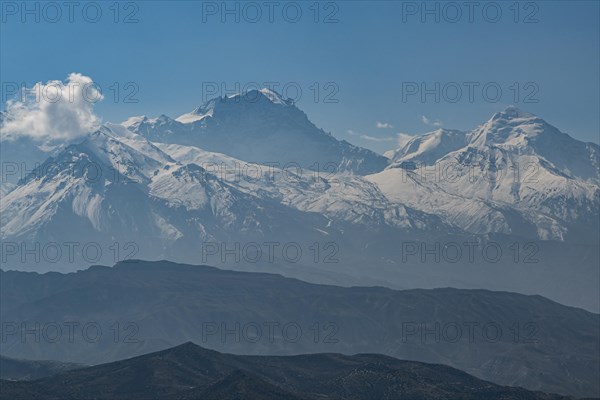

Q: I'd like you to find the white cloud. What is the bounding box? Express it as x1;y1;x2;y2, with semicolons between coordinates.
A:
360;134;395;142
376;121;394;129
1;73;104;141
347;130;394;142
421;115;443;127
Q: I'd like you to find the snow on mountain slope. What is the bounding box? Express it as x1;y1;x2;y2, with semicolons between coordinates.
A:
0;126;334;261
0;111;82;185
367;167;568;240
373;107;599;241
386;129;468;167
0;127;170;240
1;108;599;310
4;106;595;245
124;89;389;175
153;142;448;231
436;146;599;227
121;114;186;141
0;182;15;197
468;106;598;182
0;136;67;185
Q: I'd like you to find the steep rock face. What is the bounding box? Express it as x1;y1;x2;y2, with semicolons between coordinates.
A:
124;89;389;175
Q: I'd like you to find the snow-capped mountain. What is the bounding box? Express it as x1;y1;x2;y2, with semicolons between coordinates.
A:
467;106;598;183
122;89;389;175
386;128;468;167
1;99;598;310
0;123;452;280
0;125;344;267
371;107;599;241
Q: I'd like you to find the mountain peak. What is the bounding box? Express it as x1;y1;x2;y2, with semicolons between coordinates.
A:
177;88;295;124
174;341;200;350
122;114;175;127
219;88;295;107
492;106;535;121
256;88;293;105
121;115;147;128
466;107;545;148
155;114;172;123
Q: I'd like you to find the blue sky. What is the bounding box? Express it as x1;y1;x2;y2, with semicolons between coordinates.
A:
1;0;599;153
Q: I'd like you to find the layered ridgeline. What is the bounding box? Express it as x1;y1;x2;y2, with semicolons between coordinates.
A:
0;342;578;400
1;261;598;397
0;93;598;310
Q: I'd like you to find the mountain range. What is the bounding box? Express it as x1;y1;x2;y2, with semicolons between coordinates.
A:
0;341;588;400
1;260;598;398
378;107;598;241
1;90;598;311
